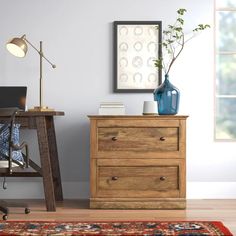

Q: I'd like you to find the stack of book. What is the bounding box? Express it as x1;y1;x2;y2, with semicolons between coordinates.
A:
99;102;125;115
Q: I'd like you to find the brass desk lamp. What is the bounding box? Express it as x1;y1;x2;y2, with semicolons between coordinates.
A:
6;34;56;112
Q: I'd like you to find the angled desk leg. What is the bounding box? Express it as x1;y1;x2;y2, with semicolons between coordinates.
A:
36;116;56;211
46;116;63;201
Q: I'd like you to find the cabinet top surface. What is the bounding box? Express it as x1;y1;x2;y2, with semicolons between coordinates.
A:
88;115;188;120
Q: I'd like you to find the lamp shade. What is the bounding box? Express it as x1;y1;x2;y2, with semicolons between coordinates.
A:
6;37;28;58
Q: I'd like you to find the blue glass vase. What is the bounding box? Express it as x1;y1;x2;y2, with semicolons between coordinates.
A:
153;74;180;115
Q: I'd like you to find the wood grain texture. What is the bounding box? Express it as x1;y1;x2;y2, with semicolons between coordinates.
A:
46;116;63;201
36;117;56;212
92;118;185;159
90;159;97;197
98;127;178;152
90;200;186;209
95;151;181;159
88;115;188;120
95;159;184;198
97;158;183;166
90;120;97;159
97;119;180;127
0;199;234;235
96;190;180;198
17;111;65;116
98;167;178;191
0;111;64;212
2;199;235;235
89;115;188;209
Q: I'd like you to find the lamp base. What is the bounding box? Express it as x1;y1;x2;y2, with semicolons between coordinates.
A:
28;106;54;112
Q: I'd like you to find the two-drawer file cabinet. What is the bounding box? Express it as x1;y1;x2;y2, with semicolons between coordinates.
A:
88;115;188;209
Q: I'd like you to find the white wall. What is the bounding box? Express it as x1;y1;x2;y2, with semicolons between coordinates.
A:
1;0;235;199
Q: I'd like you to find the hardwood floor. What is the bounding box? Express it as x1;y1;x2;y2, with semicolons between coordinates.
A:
1;199;236;235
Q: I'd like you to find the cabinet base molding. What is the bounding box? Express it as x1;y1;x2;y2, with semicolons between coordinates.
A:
90;198;186;209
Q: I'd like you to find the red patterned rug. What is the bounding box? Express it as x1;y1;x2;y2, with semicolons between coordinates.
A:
0;221;232;235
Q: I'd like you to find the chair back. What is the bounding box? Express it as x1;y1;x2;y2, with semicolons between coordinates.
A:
0;107;28;174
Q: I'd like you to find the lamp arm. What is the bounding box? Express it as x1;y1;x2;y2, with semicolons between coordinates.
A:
23;35;56;68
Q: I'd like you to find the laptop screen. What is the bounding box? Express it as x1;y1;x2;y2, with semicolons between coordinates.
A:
0;87;27;111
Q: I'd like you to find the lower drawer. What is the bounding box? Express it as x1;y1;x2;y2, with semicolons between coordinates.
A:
98;166;178;191
92;159;185;198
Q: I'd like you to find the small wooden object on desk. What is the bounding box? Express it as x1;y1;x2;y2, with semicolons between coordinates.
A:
28;106;54;112
88;115;188;209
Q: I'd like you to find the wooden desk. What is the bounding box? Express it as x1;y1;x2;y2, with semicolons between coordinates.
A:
0;111;64;211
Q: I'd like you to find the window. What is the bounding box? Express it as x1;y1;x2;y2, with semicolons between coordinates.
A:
215;0;236;139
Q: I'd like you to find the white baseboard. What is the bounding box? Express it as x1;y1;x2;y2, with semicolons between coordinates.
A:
0;181;236;199
187;181;236;199
0;181;89;199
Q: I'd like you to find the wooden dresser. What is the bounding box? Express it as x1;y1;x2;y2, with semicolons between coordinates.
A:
88;115;188;209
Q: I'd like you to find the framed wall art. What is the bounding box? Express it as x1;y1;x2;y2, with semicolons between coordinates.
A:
114;21;162;93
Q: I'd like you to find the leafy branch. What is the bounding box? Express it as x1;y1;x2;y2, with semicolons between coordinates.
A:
154;8;210;75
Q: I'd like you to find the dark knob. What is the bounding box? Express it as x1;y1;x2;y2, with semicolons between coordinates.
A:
160;176;166;181
111;137;118;141
160;137;165;141
111;176;119;181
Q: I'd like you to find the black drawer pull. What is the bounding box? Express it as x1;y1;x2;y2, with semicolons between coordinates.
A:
160;137;166;141
111;176;119;181
111;136;118;141
160;176;166;181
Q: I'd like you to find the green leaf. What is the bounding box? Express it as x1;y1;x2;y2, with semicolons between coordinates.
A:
174;27;183;32
163;30;171;35
193;24;211;32
167;39;174;44
177;18;184;24
162;42;168;48
177;8;187;15
153;59;163;69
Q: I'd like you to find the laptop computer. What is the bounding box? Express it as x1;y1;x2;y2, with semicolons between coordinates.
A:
0;87;27;111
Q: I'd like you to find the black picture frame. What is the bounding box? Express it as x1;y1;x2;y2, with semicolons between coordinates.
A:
114;21;162;93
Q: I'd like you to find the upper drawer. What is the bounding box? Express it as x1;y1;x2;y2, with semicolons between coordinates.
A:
98;127;178;152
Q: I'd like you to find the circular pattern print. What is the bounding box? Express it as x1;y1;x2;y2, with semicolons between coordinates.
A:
132;56;143;68
148;26;156;36
134;26;143;35
147;42;157;52
148;73;158;83
119;73;128;82
133;73;143;83
119;57;128;67
119;26;128;35
147;57;156;67
133;42;143;52
119;42;128;52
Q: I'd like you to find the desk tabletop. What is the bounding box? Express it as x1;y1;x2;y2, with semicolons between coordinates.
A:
0;111;65;117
